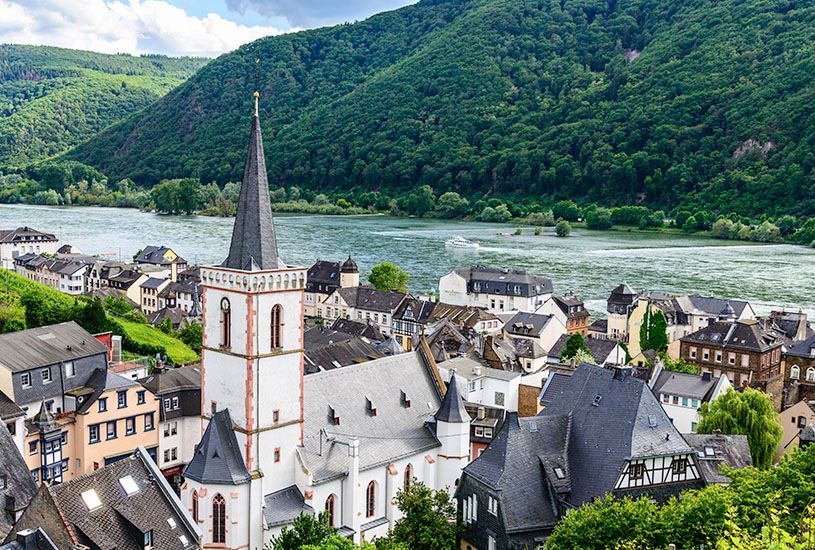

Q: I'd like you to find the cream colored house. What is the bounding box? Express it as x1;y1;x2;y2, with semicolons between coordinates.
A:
776;400;815;462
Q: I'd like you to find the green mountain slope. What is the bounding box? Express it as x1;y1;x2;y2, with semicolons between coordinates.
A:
66;0;815;216
0;45;208;165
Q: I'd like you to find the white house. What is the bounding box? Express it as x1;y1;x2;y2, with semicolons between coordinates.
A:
0;227;58;268
438;266;553;313
180;103;471;549
650;366;732;433
502;311;567;352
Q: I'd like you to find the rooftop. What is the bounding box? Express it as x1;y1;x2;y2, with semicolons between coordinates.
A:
0;322;109;373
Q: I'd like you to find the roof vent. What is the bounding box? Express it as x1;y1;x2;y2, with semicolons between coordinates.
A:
647;415;657;427
528;422;538;433
592;394;602;407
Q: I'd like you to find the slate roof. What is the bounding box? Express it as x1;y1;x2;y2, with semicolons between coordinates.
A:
684;433;753;483
540;365;694;506
393;298;437;325
505;312;554;336
340;255;358;274
0;321;109;373
0;422;38;540
652;371;722;401
222;111;281;271
435;373;471;423
139;277;167;290
0;528;59;550
139;365;201;396
588;319;608;332
430;303;500;330
439;355;520;382
76;368;140;414
134;246;185;266
147;307;188;327
336;287;406;313
463;413;568;532
263;485;314;528
786;334;815;358
306;260;341;290
676;295;750;318
49;447;200;550
304;326;354;350
538;372;572;407
608;283;638;305
0;227;55;243
298;351;443;483
304;338;383;374
455;266;553;296
680;320;782;352
0;389;24;420
376;337;406;356
552;294;589;318
547;334;622;363
330;318;386;342
183;409;251;485
512;337;546;359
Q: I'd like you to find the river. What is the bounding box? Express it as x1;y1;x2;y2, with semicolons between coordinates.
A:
1;204;812;319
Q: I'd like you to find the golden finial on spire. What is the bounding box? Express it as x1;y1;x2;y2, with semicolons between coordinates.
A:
254;91;259;116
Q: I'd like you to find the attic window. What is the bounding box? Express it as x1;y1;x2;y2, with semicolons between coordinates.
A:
366;397;377;417
592;394;602;407
81;489;102;510
553;467;565;480
704;445;715;456
329;406;339;425
401;390;411;408
119;475;139;495
179;535;189;546
167;518;176;529
647;415;657;427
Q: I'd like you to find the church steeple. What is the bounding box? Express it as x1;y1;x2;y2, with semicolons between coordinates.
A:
222;92;280;271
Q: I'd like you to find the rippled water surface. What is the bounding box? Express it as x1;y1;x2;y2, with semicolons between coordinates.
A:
1;204;812;318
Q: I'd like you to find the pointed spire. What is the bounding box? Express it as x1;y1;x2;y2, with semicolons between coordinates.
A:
222;93;280;271
435;372;471;423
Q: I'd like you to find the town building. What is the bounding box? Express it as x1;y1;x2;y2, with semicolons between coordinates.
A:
547;334;627;366
391;297;436;350
650;368;731;433
775;399;815;461
429;303;502;335
12;256;91;296
180;100;471;548
680;320;783;389
11;446;201;550
134;245;187;282
438;266;553;313
320;286;406;336
139;365;202;492
304;256;360;318
476;334;548;373
156;279;202;316
503;311;566;352
0;227;58;268
457;364;705;549
784;335;815;402
437;355;526;413
0;423;37;541
303;338;384;374
535;293;589;336
330;318;385;343
0;390;26;457
140;277;170;316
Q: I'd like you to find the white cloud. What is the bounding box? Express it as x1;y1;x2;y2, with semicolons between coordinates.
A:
0;0;287;57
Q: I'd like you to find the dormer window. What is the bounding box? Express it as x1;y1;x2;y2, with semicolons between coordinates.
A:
401;390;410;408
629;463;645;480
366;397;377;417
329;406;339;425
144;529;153;549
592;394;602;407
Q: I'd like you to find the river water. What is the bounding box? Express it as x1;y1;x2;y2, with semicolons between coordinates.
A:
1;204;812;318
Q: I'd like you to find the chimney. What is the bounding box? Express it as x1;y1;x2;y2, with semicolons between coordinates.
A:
477;407;486;420
15;530;37;549
702;371;712;382
613;367;626;381
111;335;122;364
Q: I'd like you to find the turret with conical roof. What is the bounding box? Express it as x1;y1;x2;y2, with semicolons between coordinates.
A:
434;372;472;493
340;254;359;287
222;92;281;271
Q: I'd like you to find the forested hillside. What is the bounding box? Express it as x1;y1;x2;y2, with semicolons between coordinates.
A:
0;45;208;164
66;0;815;217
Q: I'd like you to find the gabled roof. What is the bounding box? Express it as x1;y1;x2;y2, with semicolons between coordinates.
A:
553;294;589;318
139;277;167;290
304;326;354;350
786;334;815;358
608;283;638;305
48;447;201;550
0;527;59;550
263;485;314;528
547;334;622;362
0;321;109;373
393;298;437;325
430;302;499;328
512;337;546;359
222;110;281;271
0;423;38;540
147;307;188;327
135;246;185;266
76;368;140;414
306;260;341;287
539;372;572;407
435;373;471;423
680;320;782;351
0;227;56;243
304;338;384;374
139;365;201;396
677;295;750;318
652;371;722;401
183;410;251;485
0;389;24;420
298;351;444;483
684;432;752;483
335;287;406;313
330;318;386;342
505;311;553;336
540;365;693;506
376;337;406;356
455;266;553;295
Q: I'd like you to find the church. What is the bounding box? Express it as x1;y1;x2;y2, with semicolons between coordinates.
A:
180;93;471;548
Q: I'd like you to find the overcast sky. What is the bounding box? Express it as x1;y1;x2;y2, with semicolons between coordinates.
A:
0;0;415;57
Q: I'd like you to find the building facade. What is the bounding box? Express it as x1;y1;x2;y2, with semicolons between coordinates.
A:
439;266;553;313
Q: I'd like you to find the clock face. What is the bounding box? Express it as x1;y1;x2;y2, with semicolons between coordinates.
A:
220;298;230;312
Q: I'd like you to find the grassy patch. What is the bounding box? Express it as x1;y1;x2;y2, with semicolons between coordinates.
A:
115;319;199;364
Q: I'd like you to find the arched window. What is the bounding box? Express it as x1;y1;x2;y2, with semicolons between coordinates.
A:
791;365;800;379
366;481;376;518
404;464;412;491
325;494;335;527
220;298;231;348
271;305;282;349
808;368;815;382
192;490;198;523
212;494;226;544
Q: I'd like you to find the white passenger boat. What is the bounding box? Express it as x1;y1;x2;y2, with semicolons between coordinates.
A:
445;235;479;249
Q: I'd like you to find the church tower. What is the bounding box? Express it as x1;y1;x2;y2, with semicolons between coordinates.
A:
186;92;306;550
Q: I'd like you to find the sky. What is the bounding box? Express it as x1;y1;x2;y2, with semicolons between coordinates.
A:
0;0;415;58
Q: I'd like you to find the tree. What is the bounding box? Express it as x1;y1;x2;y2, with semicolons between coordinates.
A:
268;512;336;550
76;298;109;334
383;481;458;550
435;192;469;218
368;262;409;292
639;307;668;352
560;333;591;361
178;323;203;352
585;207;613;229
555;220;571;237
661;355;700;374
553;200;581;221
682;215;697;232
413;185;436;217
697;388;783;469
178;178;202;214
157;317;173;334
